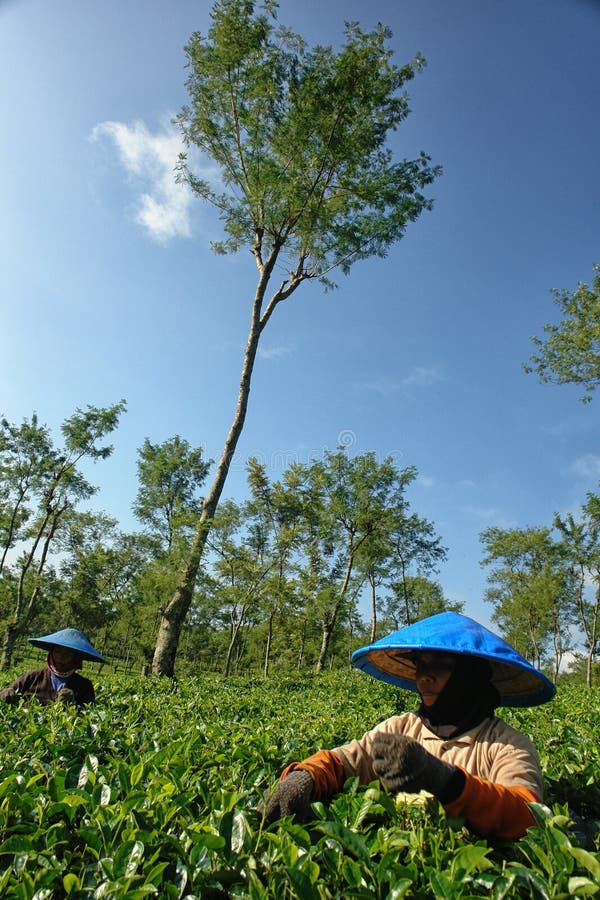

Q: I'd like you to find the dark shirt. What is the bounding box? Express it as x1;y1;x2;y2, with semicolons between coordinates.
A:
0;666;95;707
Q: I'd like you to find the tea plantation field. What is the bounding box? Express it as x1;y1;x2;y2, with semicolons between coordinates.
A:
0;671;598;898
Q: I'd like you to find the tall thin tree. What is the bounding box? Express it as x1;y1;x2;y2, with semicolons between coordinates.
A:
152;0;441;674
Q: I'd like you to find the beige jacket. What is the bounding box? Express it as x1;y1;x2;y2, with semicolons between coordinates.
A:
333;711;543;798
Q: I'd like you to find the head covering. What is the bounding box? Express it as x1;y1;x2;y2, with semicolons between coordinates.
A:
351;611;556;708
46;651;79;678
29;628;106;664
416;654;500;737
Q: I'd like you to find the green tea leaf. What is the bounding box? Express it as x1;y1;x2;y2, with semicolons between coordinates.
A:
0;837;32;855
386;879;413;899
231;810;249;854
127;840;145;877
0;869;11;893
341;856;363;887
130;760;145;787
427;868;456;900
287;866;317;897
451;844;492;878
315;821;371;864
62;873;80;895
567;878;599;896
568;847;600;880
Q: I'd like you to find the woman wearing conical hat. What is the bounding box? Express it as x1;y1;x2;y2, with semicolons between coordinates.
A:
0;627;105;709
261;612;556;840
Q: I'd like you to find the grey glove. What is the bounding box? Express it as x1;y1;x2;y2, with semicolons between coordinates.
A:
259;770;314;826
372;733;463;802
58;687;78;706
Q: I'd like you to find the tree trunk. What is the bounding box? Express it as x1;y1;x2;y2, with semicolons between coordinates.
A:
0;488;28;575
263;611;273;677
581;579;599;688
224;608;246;677
399;558;411;625
151;308;262;676
316;553;354;672
369;570;377;643
297;626;306;670
151;252;298;676
0;621;21;671
315;618;333;673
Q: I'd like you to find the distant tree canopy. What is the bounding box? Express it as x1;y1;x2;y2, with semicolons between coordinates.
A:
525;263;600;402
2;405;599;685
1;409;457;677
0;401;126;669
481;495;600;687
480;525;574;681
133;436;211;552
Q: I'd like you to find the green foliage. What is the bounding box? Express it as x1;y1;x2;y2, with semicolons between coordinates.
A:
384;575;462;631
481;526;575;679
481;500;600;686
133;436;211;551
177;0;440;281
0;673;598;897
553;499;600;688
0;403;127;669
526;263;600;403
178;451;450;677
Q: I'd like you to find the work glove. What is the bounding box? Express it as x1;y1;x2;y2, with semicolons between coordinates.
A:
57;686;77;706
0;687;19;705
259;770;315;826
372;733;463;802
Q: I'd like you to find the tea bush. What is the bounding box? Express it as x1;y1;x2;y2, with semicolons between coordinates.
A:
0;672;598;897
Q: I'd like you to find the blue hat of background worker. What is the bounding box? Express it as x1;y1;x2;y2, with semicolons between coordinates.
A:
29;628;106;664
351;611;556;708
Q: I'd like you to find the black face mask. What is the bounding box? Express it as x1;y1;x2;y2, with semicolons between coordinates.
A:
417;655;500;738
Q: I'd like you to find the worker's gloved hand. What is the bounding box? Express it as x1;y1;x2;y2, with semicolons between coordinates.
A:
58;687;77;706
259;770;314;826
372;733;462;802
0;688;19;705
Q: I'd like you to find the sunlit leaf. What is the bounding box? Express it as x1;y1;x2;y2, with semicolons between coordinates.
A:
568;847;600;880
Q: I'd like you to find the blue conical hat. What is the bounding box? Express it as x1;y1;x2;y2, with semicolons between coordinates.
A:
351;611;555;708
29;628;105;664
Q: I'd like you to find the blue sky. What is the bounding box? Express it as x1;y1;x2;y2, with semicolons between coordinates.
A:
2;0;599;633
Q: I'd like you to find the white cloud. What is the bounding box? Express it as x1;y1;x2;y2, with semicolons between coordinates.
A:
461;506;516;530
356;376;400;398
462;504;500;522
356;365;444;398
571;453;600;480
540;421;573;438
559;650;581;674
400;365;443;389
418;474;435;489
258;345;292;361
91;118;194;242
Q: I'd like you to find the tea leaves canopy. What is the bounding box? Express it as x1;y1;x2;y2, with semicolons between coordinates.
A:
0;673;598;897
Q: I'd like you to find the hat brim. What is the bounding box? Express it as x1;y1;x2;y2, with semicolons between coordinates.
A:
351;612;556;708
29;628;105;664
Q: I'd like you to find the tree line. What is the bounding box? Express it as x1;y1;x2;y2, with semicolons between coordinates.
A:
1;405;599;684
0;409;453;676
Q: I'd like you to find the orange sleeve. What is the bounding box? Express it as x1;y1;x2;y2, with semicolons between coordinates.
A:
281;750;346;801
444;769;539;839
